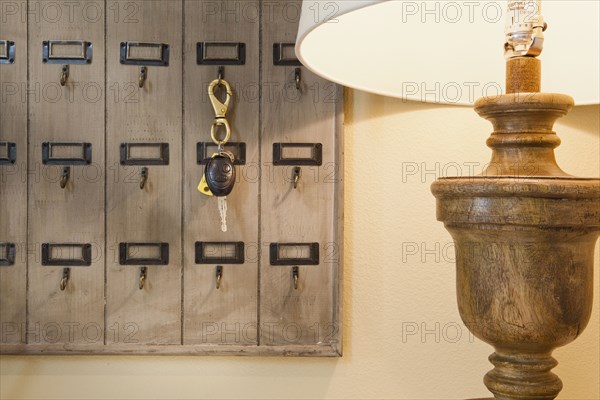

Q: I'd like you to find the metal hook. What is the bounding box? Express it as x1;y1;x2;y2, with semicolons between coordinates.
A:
60;166;70;189
216;266;223;290
60;65;69;86
292;267;299;290
292;167;301;189
139;267;147;290
60;268;70;291
295;68;302;91
139;66;148;88
140;167;148;190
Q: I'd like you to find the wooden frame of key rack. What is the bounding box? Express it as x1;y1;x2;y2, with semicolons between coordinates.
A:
0;0;343;356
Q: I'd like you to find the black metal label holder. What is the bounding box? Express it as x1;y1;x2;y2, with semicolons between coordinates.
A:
0;40;16;64
273;143;323;166
195;242;245;265
0;243;16;266
197;142;246;165
197;42;246;65
42;40;93;64
270;243;320;266
42;243;92;266
120;42;170;66
0;142;17;165
120;143;170;166
42;142;92;165
119;243;169;266
273;43;302;66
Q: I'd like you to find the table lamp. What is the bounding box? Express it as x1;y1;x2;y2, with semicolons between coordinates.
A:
296;1;600;398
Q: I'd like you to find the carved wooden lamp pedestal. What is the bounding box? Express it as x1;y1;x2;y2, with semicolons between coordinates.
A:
432;57;600;399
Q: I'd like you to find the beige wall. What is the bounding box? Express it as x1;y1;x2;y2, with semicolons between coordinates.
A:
1;90;598;399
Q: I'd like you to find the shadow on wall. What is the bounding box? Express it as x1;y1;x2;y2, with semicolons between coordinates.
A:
559;104;600;136
348;90;463;123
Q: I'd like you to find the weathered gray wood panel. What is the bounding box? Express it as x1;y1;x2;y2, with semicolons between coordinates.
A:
27;0;105;345
0;342;340;356
260;0;342;350
183;0;260;345
106;0;183;345
1;0;342;355
0;0;28;345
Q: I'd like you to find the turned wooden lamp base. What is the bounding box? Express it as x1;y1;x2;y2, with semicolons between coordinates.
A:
432;58;600;399
485;352;562;399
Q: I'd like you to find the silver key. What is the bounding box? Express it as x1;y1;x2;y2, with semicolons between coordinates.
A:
218;196;228;232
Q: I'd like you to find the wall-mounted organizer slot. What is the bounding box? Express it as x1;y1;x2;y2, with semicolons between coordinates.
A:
0;142;17;164
1;0;342;356
197;142;246;165
0;40;15;64
120;143;170;165
42;40;92;64
42;142;92;165
41;243;92;266
119;42;170;88
119;243;169;265
273;42;302;66
273;143;323;166
270;243;320;266
195;242;245;264
120;42;170;66
0;243;16;266
197;42;246;65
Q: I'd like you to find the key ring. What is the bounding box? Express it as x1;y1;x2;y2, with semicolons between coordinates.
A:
208;78;233;147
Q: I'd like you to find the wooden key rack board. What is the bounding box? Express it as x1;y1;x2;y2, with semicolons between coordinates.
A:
0;0;343;356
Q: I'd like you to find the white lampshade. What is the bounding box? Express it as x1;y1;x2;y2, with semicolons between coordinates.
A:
296;0;600;105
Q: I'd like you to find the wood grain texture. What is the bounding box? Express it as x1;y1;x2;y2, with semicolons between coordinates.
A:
0;342;339;356
27;0;105;346
260;0;342;349
106;0;183;346
506;57;541;94
182;0;260;346
432;92;600;399
1;0;343;356
0;0;28;344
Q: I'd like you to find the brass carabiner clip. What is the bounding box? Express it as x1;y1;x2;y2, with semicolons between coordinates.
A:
208;78;233;118
208;79;233;146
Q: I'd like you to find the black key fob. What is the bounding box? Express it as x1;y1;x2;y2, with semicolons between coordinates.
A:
205;155;236;196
